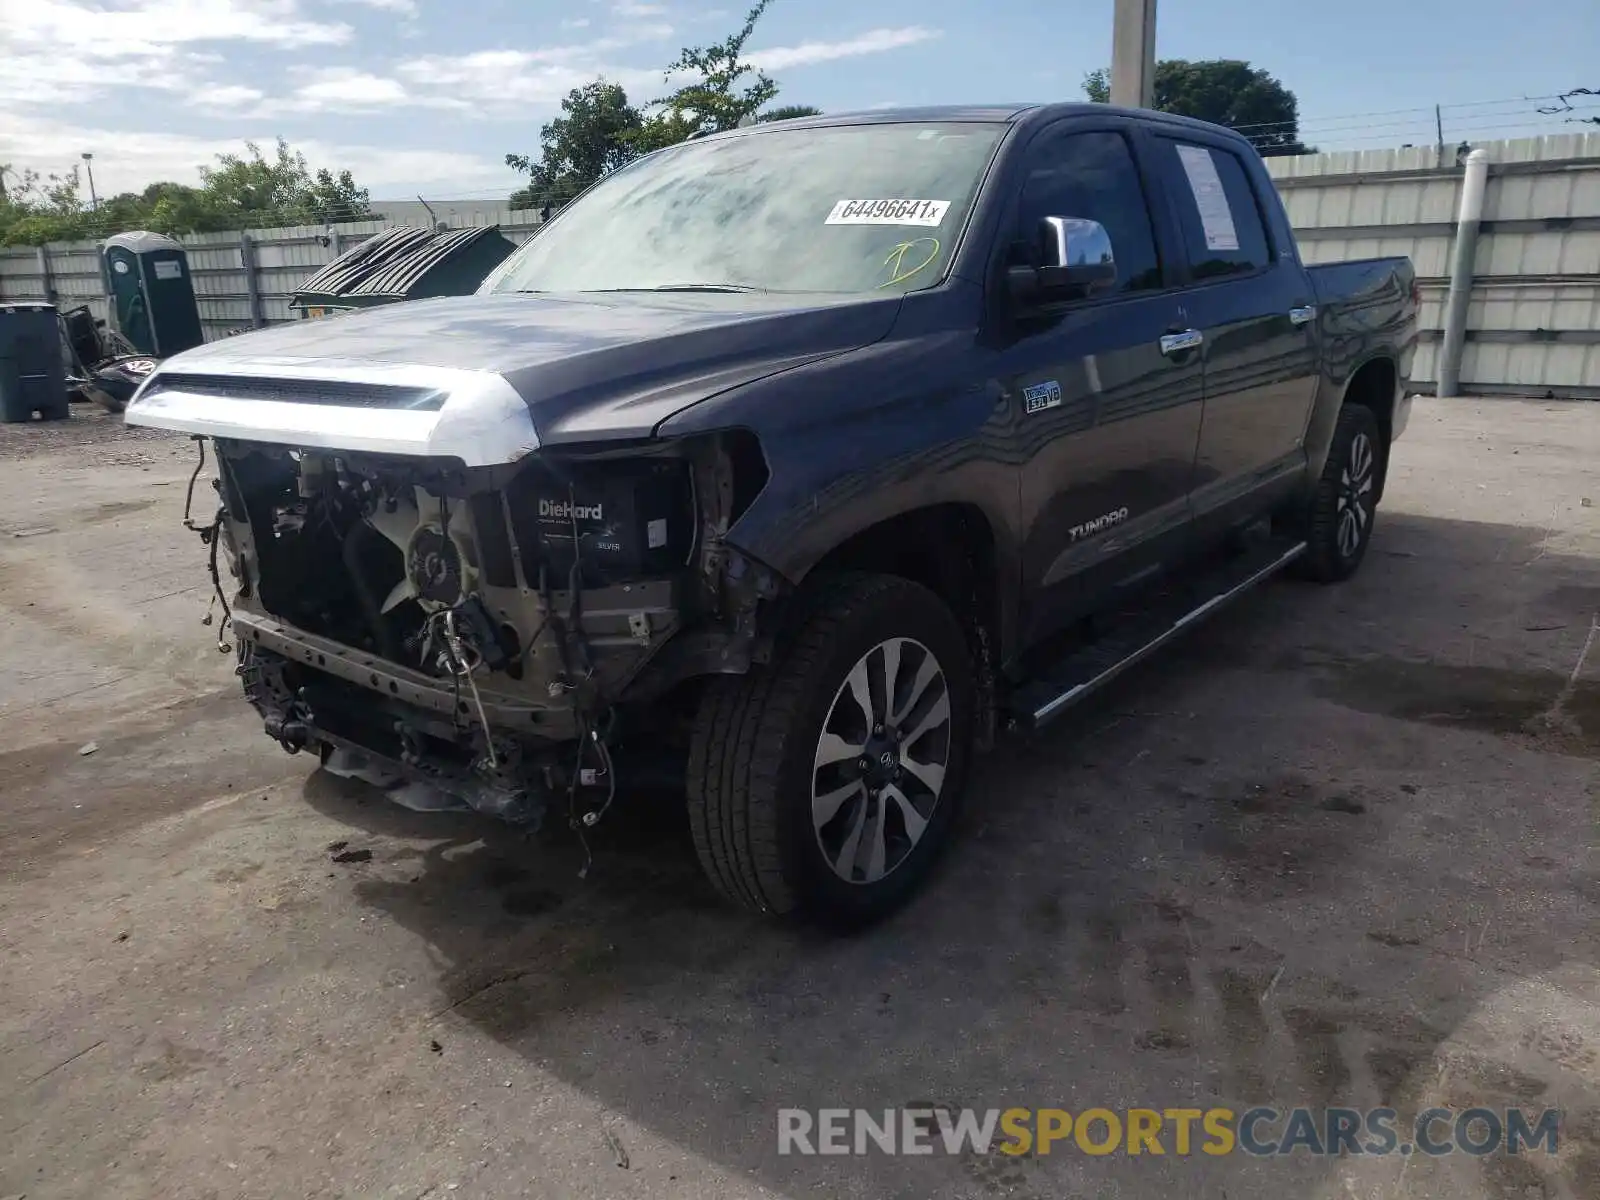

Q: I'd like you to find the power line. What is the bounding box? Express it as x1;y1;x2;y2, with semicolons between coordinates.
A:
1242;115;1600;149
1224;92;1579;135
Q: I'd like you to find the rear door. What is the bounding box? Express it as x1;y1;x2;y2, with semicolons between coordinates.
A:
1145;133;1320;538
993;121;1204;645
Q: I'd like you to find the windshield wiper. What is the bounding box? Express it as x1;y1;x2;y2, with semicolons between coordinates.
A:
603;282;767;294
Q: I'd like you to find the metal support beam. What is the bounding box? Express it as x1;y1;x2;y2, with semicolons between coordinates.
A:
239;233;265;329
1110;0;1158;108
35;245;56;305
1437;148;1490;398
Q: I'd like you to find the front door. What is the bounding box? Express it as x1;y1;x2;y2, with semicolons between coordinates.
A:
1145;134;1321;536
992;123;1204;646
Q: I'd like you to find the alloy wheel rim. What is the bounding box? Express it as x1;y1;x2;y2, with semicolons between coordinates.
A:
1335;430;1375;559
811;637;952;885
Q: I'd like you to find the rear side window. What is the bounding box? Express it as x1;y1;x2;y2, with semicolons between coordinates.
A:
1013;129;1163;294
1155;139;1272;280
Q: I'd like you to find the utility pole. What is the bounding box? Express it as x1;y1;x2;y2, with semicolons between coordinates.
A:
1110;0;1158;108
81;151;98;211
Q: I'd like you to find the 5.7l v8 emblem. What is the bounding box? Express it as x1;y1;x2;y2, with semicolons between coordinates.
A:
1022;380;1063;414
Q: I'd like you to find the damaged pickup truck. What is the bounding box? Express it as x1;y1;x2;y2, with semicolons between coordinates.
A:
127;104;1417;924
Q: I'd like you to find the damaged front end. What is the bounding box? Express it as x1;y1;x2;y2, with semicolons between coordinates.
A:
190;431;779;830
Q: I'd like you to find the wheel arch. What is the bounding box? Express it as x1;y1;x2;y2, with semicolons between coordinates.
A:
1337;354;1400;501
791;502;1014;749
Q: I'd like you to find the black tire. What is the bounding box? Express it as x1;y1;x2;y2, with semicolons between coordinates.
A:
685;572;975;927
1297;404;1384;583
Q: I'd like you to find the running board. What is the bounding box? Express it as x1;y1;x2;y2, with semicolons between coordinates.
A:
1009;539;1307;730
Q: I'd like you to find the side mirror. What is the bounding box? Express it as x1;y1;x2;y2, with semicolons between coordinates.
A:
1007;216;1117;305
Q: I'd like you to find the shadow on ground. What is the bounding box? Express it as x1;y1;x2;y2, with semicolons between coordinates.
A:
299;511;1600;1198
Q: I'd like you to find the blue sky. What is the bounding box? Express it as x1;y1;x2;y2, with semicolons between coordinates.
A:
3;0;1597;203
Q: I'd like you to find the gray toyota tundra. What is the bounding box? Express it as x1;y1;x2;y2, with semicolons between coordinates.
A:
127;103;1418;925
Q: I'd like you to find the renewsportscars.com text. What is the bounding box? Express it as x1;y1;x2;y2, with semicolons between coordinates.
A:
777;1106;1562;1158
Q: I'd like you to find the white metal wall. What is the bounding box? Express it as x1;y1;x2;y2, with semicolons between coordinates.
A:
1269;131;1600;397
0;211;547;344
3;134;1598;397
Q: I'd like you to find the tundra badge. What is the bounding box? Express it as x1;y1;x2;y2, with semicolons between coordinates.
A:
1023;380;1063;414
1069;507;1131;542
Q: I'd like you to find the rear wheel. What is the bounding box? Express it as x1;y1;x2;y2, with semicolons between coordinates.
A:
685;573;975;926
1297;404;1383;582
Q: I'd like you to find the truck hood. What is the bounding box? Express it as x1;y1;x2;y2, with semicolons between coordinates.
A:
125;291;899;466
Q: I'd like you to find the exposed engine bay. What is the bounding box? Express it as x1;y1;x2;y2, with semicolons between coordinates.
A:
186;432;778;833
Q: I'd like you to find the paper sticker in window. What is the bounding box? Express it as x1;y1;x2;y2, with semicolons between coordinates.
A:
826;199;950;227
1174;145;1239;253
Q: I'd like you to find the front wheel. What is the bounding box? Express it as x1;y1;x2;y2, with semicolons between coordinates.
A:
1297;404;1384;582
685;573;975;926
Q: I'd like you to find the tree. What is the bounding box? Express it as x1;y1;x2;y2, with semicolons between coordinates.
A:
0;166;94;245
1083;59;1313;156
0;140;376;245
628;1;780;153
503;3;821;210
758;104;822;122
505;80;644;211
200;139;374;226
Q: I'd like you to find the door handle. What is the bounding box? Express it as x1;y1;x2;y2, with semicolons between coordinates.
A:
1159;329;1203;357
1289;305;1316;326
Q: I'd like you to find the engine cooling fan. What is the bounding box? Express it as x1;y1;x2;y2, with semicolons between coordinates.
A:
364;489;479;613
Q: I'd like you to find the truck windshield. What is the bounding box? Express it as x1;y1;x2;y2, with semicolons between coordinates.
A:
482;122;1006;297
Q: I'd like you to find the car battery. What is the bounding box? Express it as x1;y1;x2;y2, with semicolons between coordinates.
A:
507;459;693;587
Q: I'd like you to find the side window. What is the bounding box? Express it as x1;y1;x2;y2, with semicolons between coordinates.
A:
1157;139;1272;279
1014;130;1163;294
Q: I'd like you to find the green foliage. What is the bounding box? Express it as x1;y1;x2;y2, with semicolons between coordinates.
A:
758;104;823;123
506;81;644;211
504;1;822;209
1083;59;1314;156
630;1;780;147
0;139;375;247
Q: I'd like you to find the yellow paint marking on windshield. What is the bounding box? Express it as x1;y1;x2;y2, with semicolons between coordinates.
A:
878;237;941;287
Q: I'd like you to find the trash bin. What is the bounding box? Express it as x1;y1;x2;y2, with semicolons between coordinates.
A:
0;302;68;423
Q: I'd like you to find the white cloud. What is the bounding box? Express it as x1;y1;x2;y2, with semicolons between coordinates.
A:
0;111;512;197
749;26;941;71
293;68;410;108
331;0;417;11
393;23;933;117
10;0;351;61
0;1;352;109
397;41;669;113
613;1;668;13
560;16;591;28
193;84;267;109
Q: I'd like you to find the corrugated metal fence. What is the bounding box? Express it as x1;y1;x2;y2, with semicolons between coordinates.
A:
3;131;1598;398
0;211;549;345
1267;131;1600;398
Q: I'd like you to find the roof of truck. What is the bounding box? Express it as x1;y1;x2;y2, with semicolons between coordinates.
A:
719;103;1248;143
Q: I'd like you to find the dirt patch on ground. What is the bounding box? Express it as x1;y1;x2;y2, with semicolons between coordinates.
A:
0;406;179;462
1310;655;1600;759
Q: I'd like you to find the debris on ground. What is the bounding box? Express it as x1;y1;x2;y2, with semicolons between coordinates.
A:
603;1127;630;1169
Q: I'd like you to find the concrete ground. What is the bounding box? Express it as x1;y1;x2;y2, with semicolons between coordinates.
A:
0;399;1596;1200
